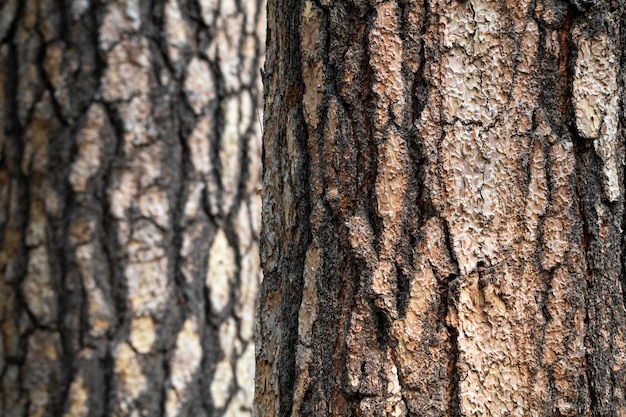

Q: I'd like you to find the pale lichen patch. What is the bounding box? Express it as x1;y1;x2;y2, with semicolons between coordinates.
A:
211;359;234;409
165;0;189;62
207;229;236;312
220;97;243;213
236;244;259;342
219;318;238;360
235;343;255;409
224;390;253;417
119;97;156;146
25;197;46;248
211;11;244;92
198;0;218;26
99;0;141;49
109;170;137;221
185;58;216;115
75;243;114;337
125;257;169;316
70;104;107;192
165;317;203;417
188;116;213;176
137;188;170;229
22;246;56;326
129;316;156;354
114;342;147;411
62;374;89;417
101;37;152;102
125;220;169;315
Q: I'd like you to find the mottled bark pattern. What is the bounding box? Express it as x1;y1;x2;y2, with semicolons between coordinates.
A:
0;1;264;416
257;0;626;415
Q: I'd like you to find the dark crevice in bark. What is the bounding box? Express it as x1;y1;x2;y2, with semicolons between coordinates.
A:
211;67;228;220
410;0;430;127
278;127;311;417
0;1;21;45
441;272;460;417
1;8;33;401
42;11;86;414
201;283;218;413
146;4;185;417
265;1;313;415
371;299;391;349
202;185;219;227
101;346;114;417
230;125;254;221
100;102;129;333
87;0;106;95
543;268;561;412
3;7;25;154
171;96;194;292
361;31;382;255
570;130;601;416
53;129;76;417
148;2;180;87
439;218;460;417
564;10;601;413
159;320;177;417
187;0;213;37
1;5;27;295
99;95;134;413
395;262;409;319
619;6;626;318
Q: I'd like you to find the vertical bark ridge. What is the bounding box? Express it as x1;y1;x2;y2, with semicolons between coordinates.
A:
569;2;626;415
1;0;264;416
256;0;310;415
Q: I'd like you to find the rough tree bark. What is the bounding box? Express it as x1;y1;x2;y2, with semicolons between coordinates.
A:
0;1;264;416
256;0;626;416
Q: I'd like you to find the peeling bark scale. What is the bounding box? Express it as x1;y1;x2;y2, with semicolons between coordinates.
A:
0;0;264;416
256;0;626;416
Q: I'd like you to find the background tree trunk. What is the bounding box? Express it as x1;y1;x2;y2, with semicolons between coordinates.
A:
256;0;626;416
0;1;264;416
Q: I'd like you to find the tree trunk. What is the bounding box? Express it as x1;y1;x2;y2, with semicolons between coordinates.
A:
0;1;264;416
256;0;626;416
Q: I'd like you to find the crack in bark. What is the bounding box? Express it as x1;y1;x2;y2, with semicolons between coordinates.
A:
440;218;461;417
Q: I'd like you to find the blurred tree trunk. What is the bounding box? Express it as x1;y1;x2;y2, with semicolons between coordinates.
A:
256;0;626;416
0;0;263;416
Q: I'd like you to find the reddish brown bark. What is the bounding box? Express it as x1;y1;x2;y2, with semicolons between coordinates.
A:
256;1;626;416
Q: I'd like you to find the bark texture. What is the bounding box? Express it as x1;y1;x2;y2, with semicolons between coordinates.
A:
0;1;264;416
256;0;626;415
